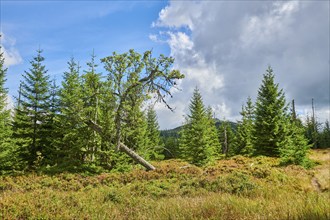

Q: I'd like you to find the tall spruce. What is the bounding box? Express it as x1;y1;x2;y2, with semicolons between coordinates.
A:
81;52;102;163
179;88;217;166
57;58;86;166
12;49;52;167
235;97;255;155
0;46;16;172
253;66;288;157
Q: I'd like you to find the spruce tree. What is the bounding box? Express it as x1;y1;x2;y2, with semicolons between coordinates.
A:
146;105;163;160
179;88;217;166
206;106;221;157
279;104;310;166
57;58;86;167
319;120;330;148
81;53;102;164
253;66;288;157
235;97;255;155
0;47;17;172
13;49;52;168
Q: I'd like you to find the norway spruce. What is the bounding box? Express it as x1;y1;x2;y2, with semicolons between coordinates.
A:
146;105;163;160
279;102;310;166
253;66;287;157
57;58;86;166
235;97;255;155
179;88;217;166
0;47;16;172
12;49;52;167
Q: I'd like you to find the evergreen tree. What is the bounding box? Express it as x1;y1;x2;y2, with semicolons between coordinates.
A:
279;105;310;166
12;49;52;168
235;97;255;155
319;120;330;148
0;47;17;172
57;58;86;167
81;52;102;164
97;74;117;169
146;105;163;160
43;79;60;164
305;113;321;149
205;106;221;157
179;88;217;166
253;66;288;157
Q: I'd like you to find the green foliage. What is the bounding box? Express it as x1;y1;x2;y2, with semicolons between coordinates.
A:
218;120;236;157
57;58;86;167
81;53;103;164
234;97;255;156
0;47;18;173
279;108;311;167
179;88;218;166
146;105;164;160
305;113;322;148
253;66;288;157
319;120;330;148
12;49;52;168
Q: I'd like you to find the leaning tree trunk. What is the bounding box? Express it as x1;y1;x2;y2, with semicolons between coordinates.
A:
85;120;156;171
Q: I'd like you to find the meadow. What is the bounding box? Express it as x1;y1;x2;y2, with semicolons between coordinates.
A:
0;149;329;220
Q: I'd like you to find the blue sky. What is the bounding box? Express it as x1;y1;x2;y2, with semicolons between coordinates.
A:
1;1;329;129
1;1;169;96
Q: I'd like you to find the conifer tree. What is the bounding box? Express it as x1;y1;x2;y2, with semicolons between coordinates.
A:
0;47;17;172
57;58;86;166
43;79;60;164
12;49;52;167
305;113;321;149
235;97;255;155
206;106;221;157
81;53;102;163
179;88;217;165
146;105;163;160
319;120;330;148
253;66;288;157
279;103;310;166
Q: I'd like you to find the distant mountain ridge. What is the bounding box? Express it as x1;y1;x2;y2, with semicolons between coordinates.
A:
160;119;237;138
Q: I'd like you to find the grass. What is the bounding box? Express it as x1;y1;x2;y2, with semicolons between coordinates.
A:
0;149;329;219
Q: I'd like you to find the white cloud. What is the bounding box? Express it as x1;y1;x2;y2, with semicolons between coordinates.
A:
240;1;299;48
152;1;203;30
0;32;22;67
152;1;329;129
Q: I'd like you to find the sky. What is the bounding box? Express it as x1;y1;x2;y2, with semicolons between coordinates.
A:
1;1;329;129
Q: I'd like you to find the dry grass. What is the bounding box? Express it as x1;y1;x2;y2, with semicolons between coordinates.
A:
0;149;329;219
308;149;330;191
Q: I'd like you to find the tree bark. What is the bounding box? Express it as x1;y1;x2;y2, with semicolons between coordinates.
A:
85;120;156;171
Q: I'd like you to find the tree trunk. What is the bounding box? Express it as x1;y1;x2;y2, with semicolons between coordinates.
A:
118;142;156;171
85;120;156;171
223;128;228;155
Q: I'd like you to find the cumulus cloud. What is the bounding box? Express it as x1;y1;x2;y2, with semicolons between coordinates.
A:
0;32;22;67
152;1;329;129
